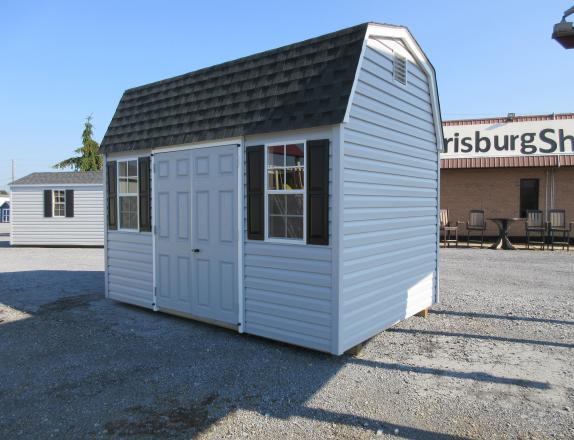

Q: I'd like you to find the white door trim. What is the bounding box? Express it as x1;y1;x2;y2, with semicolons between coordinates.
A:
237;140;245;332
151;153;158;311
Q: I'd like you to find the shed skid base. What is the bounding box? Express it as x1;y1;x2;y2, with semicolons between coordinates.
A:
415;308;429;318
345;342;365;357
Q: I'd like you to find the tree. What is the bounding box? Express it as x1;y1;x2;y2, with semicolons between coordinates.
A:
54;116;103;171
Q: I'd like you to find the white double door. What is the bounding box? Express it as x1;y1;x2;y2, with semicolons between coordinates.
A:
154;145;238;325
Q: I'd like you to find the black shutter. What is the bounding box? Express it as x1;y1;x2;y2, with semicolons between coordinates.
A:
247;146;264;240
307;139;329;245
43;190;52;218
107;161;118;230
65;190;74;217
138;156;152;232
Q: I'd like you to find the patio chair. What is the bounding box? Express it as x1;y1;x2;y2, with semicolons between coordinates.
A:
525;210;546;250
548;209;572;251
440;209;461;247
466;209;487;248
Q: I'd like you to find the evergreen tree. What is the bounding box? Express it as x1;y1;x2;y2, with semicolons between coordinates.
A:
54;116;103;171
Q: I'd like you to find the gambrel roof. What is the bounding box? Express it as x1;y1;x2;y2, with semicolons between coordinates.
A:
100;23;368;153
11;171;103;186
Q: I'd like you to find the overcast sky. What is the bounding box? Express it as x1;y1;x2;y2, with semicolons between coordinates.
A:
1;0;572;189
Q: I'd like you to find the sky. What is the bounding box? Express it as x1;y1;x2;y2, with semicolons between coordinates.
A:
1;0;572;190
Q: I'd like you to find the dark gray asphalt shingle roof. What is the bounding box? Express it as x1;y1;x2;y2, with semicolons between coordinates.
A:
100;23;368;153
11;171;103;186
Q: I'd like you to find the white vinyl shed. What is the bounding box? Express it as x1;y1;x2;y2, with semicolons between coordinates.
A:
100;22;443;354
9;171;104;246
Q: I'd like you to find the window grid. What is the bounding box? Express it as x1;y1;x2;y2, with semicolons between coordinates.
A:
265;142;306;242
117;159;139;230
53;190;66;217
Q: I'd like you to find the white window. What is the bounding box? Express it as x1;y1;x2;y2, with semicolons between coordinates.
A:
53;190;66;217
118;159;139;230
1;209;8;222
265;142;305;241
393;52;407;85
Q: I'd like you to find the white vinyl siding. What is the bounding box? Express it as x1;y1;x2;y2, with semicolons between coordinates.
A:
243;127;337;353
105;151;153;307
340;36;439;352
10;186;103;246
107;230;153;308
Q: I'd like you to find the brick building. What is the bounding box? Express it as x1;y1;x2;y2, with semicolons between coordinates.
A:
441;113;574;238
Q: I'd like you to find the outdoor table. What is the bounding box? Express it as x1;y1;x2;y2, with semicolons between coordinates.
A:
488;218;524;250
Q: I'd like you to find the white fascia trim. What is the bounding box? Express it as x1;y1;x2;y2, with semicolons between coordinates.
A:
107;150;151;161
10;184;103;188
342;33;368;125
152;137;242;154
103;154;109;299
343;24;444;153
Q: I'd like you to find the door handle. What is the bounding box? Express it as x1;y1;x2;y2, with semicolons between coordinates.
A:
192;248;200;253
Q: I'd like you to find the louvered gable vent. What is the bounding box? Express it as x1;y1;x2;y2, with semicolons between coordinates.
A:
393;52;407;85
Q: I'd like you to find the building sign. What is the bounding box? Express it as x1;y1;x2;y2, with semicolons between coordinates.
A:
442;119;574;158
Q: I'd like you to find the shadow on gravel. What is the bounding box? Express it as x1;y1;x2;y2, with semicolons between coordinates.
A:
350;358;550;389
389;328;574;349
0;269;549;439
430;309;574;326
0;270;104;313
293;407;471;440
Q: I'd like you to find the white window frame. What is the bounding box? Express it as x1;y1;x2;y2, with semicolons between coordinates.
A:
1;209;9;222
263;140;307;244
52;189;66;217
117;158;139;231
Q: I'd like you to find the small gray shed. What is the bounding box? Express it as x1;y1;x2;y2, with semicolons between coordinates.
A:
0;201;9;223
9;171;104;246
100;22;443;354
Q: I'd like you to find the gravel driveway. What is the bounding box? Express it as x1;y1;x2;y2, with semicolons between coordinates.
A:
0;235;572;439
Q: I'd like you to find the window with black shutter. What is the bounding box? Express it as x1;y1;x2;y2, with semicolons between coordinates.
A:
107;161;118;230
306;139;329;245
43;189;53;218
247;146;264;240
138;156;152;232
65;189;74;217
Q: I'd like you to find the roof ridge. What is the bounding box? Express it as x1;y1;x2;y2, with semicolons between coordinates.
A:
124;23;370;93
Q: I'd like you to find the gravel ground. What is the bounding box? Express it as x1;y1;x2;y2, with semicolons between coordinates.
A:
0;234;573;439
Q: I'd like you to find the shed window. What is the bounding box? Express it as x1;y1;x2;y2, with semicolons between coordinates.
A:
2;209;9;223
393;52;407;85
266;143;305;240
118;159;138;230
53;190;66;217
